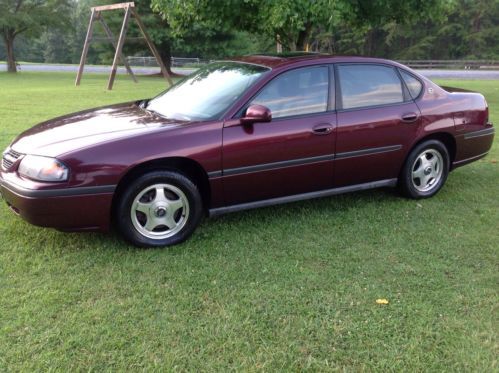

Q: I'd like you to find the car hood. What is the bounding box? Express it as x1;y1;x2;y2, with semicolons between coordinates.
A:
10;102;189;157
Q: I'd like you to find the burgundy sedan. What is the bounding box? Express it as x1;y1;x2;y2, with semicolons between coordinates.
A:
0;55;494;247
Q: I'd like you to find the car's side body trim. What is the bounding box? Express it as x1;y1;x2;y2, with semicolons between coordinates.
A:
223;153;334;176
209;178;397;216
211;144;402;178
463;127;495;140
335;144;402;159
0;179;116;198
207;171;223;178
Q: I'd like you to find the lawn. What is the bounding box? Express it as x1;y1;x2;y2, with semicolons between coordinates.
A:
0;72;497;371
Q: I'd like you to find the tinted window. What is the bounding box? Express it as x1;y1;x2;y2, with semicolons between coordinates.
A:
250;66;329;119
147;62;269;121
400;70;423;99
337;65;403;109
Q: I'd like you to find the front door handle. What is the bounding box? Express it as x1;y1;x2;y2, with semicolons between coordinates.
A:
312;123;334;135
401;113;419;123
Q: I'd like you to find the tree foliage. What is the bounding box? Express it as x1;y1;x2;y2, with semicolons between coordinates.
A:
0;0;497;69
355;0;499;59
151;0;338;50
0;0;71;72
151;0;448;51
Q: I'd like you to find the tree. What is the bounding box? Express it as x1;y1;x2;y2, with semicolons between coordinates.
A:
42;30;73;64
365;0;499;60
127;0;268;71
151;0;446;52
125;0;176;74
0;0;71;72
1;0;496;69
255;0;341;51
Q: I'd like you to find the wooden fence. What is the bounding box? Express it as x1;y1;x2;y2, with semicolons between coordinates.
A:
397;60;499;69
125;57;499;70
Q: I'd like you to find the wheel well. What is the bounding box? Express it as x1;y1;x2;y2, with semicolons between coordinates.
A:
398;132;457;180
412;132;456;163
111;157;211;219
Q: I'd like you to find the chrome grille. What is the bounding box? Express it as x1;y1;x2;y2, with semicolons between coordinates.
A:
2;149;23;170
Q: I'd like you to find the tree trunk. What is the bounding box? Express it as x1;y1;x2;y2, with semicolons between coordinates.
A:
364;28;374;56
296;32;307;51
470;12;482;57
3;31;17;73
296;23;312;51
158;41;173;75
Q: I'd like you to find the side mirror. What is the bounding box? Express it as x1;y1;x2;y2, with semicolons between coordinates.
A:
240;104;272;125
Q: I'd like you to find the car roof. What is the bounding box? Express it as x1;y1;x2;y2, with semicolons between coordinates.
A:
229;53;402;70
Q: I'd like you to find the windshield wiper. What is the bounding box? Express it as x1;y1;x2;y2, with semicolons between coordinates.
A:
145;108;168;119
138;99;150;109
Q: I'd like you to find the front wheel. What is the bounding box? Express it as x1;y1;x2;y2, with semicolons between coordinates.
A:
399;140;450;199
116;171;203;247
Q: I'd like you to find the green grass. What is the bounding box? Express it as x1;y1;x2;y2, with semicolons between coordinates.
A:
0;72;497;371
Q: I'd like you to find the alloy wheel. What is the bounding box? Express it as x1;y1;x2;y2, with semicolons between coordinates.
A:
411;149;444;192
130;183;190;240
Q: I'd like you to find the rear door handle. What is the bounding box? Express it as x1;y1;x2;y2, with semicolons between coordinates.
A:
401;113;419;123
312;123;334;135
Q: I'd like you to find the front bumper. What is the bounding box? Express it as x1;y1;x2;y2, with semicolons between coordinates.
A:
0;174;115;232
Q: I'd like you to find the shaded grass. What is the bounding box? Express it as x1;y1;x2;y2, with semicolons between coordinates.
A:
0;72;497;371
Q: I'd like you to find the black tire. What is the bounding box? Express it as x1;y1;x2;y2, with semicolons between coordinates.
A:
399;140;450;199
116;170;203;247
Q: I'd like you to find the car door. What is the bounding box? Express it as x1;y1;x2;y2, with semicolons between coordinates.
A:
221;65;336;206
333;63;421;187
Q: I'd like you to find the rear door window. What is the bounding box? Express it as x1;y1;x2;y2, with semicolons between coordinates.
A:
337;64;404;110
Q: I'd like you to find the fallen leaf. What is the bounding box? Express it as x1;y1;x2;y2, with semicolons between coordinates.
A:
376;298;389;305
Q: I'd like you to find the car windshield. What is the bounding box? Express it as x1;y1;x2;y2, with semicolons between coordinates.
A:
146;62;270;121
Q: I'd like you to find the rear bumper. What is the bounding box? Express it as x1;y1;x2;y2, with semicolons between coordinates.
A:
0;176;114;232
453;126;495;169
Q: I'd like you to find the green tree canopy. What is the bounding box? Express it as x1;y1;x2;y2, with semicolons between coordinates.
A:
1;0;497;69
151;0;447;51
0;0;71;72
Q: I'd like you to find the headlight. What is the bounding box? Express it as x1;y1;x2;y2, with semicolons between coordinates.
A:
18;155;69;182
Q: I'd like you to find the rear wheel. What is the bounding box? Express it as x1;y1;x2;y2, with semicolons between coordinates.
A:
116;171;203;247
400;140;450;199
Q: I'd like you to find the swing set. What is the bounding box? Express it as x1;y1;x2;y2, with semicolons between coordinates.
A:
75;2;172;90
